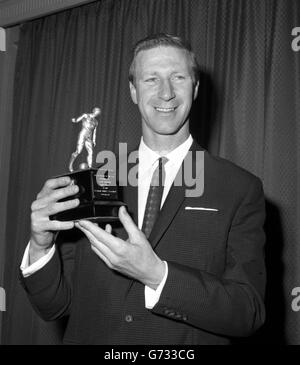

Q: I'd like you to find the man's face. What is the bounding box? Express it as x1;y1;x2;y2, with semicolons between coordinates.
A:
129;46;199;139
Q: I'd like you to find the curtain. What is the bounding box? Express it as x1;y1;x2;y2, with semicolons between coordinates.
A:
2;0;300;344
0;25;19;344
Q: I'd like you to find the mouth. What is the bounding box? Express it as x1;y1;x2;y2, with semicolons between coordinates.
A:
154;107;177;113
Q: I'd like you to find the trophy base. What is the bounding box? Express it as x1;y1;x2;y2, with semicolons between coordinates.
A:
50;168;125;223
52;200;125;223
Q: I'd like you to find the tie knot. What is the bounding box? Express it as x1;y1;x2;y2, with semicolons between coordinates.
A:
150;157;168;187
159;156;168;166
158;156;168;184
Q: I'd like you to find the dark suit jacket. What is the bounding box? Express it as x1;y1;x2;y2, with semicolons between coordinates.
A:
20;142;266;345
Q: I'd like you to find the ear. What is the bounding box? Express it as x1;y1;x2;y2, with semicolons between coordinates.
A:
129;82;138;104
193;81;199;100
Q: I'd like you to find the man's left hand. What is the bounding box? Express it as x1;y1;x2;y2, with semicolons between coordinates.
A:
75;206;165;289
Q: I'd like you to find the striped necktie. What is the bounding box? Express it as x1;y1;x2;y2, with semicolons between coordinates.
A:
142;157;168;238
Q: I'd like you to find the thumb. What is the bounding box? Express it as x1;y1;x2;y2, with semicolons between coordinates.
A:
119;206;139;241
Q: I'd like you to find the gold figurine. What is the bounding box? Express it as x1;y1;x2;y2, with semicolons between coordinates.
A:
69;107;101;172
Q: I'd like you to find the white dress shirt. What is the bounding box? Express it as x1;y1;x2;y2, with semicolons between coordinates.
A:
21;135;193;309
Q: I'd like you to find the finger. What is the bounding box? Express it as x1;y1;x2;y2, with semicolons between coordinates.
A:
33;185;79;210
90;245;113;268
38;176;72;198
34;184;79;210
31;199;79;226
41;220;75;231
105;224;112;234
39;198;80;216
76;223;115;257
118;206;140;241
77;220;116;246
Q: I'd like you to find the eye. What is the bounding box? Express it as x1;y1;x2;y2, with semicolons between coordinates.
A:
172;75;185;81
145;77;159;84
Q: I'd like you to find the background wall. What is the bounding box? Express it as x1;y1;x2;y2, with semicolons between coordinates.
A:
0;0;95;345
0;25;19;344
0;0;96;27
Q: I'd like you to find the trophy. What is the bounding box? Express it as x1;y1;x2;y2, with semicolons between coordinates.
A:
51;107;125;223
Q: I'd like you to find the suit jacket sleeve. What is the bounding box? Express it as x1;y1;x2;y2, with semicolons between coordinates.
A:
19;236;76;321
151;177;266;337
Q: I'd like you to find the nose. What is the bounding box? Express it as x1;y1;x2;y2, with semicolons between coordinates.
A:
158;79;175;101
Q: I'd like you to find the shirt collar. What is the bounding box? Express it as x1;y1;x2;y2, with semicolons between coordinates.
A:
164;134;193;165
138;134;193;167
138;137;161;167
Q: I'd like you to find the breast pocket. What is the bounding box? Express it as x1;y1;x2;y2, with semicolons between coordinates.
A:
185;207;223;245
158;205;227;274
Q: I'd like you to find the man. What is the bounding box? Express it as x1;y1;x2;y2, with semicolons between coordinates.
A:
20;34;266;345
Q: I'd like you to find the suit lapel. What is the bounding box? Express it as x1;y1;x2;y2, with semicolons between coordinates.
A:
119;148;139;226
123;182;138;225
149;184;185;249
149;141;205;250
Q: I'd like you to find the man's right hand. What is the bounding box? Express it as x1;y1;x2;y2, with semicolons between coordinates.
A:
29;176;80;264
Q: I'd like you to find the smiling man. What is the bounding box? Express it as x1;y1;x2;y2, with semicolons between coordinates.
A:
20;34;266;345
129;44;198;148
